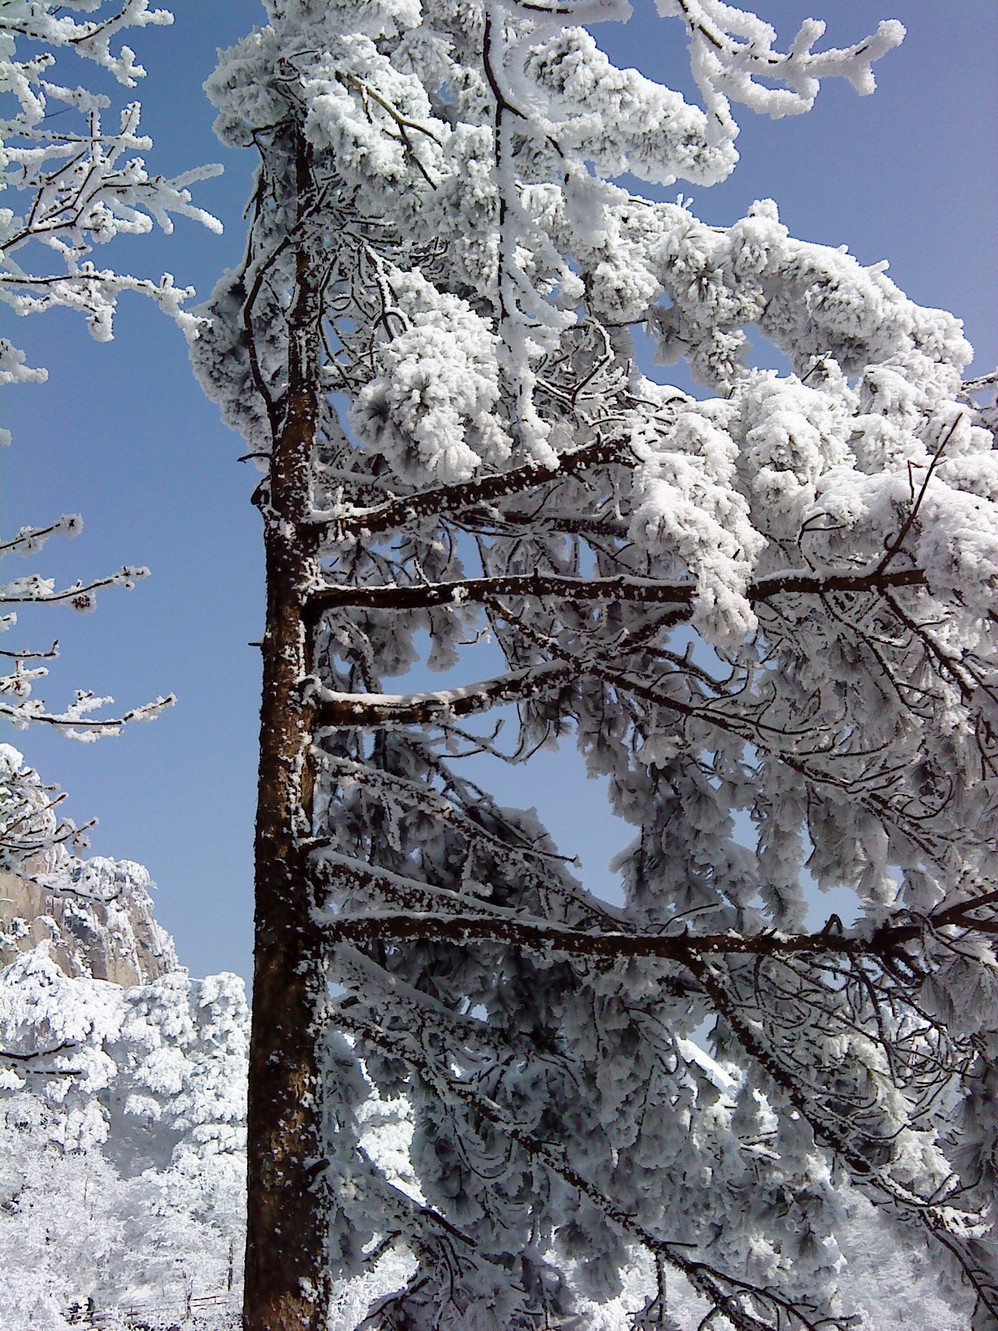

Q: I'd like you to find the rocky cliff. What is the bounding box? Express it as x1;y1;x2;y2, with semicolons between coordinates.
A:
0;744;178;986
0;859;178;987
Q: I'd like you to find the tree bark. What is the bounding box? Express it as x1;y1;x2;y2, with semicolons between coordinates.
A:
243;135;327;1331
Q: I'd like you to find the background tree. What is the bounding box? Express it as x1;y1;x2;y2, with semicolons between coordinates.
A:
0;948;247;1331
1;0;218;872
194;1;998;1327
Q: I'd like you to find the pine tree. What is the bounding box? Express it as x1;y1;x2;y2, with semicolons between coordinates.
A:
194;3;998;1327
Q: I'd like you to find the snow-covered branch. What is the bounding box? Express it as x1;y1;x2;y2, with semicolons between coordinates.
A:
313;432;626;536
196;1;997;1325
306;564;927;618
315;894;997;970
1;3;211;868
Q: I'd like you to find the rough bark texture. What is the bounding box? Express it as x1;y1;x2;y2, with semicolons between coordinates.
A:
243;138;327;1331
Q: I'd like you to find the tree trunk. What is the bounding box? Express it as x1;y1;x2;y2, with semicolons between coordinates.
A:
243;136;327;1331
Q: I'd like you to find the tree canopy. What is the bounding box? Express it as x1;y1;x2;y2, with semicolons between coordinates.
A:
2;2;996;1328
189;1;998;1328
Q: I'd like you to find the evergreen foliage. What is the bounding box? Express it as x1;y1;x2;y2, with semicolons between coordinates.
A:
191;2;998;1327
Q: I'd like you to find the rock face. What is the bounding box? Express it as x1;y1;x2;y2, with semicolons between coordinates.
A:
0;745;177;987
0;859;178;988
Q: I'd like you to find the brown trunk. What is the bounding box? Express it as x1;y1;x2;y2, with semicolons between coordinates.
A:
243;136;327;1331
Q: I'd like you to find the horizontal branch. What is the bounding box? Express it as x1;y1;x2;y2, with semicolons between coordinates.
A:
0;694;174;737
305;565;927;622
751;566;926;600
308;650;824;743
0;1040;78;1064
304;572;691;628
308;660;576;729
311;825;995;962
311;434;627;538
0;566;149;609
0;642;58;662
0;516;81;558
315;902;990;966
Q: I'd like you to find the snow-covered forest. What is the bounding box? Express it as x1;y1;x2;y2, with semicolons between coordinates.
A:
2;2;996;1329
0;755;977;1328
0;760;247;1329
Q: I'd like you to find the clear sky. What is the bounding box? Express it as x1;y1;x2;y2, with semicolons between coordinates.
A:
2;2;995;982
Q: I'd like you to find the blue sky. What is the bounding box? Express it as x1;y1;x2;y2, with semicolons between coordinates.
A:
2;2;995;981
